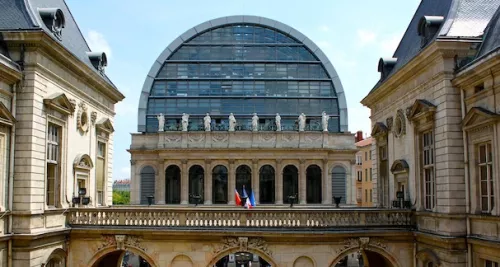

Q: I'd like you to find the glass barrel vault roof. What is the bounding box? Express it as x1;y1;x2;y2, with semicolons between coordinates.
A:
138;16;348;133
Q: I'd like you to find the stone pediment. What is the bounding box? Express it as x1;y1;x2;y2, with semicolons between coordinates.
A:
73;154;93;171
371;122;388;137
391;159;409;174
406;99;436;122
0;101;16;126
96;118;114;133
43;93;75;115
462;107;500;131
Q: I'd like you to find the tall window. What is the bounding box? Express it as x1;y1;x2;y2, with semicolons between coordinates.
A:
165;165;181;204
422;131;435;210
365;189;368;202
283;165;299;203
365;151;368;161
189;165;204;204
369;168;372;181
236;165;252;196
212;165;228;204
306;165;322;204
479;143;494;213
96;142;106;206
46;123;61;207
485;260;499;267
365;169;368;182
259;165;275;204
357;171;362;182
356;155;362;165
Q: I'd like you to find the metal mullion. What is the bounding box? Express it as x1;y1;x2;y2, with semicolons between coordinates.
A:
155;77;332;82
165;60;321;64
183;43;303;47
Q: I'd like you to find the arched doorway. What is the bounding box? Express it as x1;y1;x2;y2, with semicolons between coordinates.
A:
259;165;275;204
92;250;153;267
332;166;347;204
140;166;155;205
236;165;252;196
189;165;204;204
332;249;397;267
283;165;298;204
215;251;271;267
213;165;228;204
165;165;181;204
306;165;322;204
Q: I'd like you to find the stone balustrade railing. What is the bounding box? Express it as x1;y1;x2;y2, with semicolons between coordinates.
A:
68;208;413;229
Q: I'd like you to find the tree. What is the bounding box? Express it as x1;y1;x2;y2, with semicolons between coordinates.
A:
113;191;130;205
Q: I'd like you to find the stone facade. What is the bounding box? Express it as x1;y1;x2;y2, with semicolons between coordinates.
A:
353;137;373;207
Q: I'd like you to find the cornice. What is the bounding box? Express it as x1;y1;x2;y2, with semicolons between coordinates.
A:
2;31;124;103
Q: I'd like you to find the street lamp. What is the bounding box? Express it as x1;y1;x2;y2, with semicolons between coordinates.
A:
287;193;297;208
189;193;202;206
147;195;154;206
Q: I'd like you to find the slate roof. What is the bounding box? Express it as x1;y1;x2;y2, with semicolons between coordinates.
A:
475;5;500;59
369;0;500;94
0;0;117;90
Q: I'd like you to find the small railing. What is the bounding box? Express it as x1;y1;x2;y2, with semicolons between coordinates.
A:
68;208;413;229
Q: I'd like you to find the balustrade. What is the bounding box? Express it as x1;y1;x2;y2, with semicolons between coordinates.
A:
68;208;412;229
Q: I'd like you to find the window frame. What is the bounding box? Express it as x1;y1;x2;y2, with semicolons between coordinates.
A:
421;130;435;211
96;141;107;206
46;117;65;209
478;142;494;214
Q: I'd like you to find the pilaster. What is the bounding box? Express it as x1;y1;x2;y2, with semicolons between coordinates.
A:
204;159;212;205
228;159;235;205
157;160;165;204
252;159;259;204
299;159;306;204
323;159;331;204
276;159;283;205
181;159;188;204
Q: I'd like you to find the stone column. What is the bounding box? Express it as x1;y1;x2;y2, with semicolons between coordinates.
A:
204;159;212;205
181;159;189;204
252;159;259;204
130;160;139;205
299;159;306;204
276;159;283;204
157;160;166;204
228;160;235;205
323;159;331;204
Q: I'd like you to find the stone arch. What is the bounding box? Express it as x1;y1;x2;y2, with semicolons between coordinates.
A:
329;246;401;267
279;161;299;174
294;255;315;267
416;248;441;266
44;248;66;266
306;164;322;204
87;246;157;267
329;162;349;174
138;162;158;175
206;247;277;267
73;154;94;170
171;254;194;267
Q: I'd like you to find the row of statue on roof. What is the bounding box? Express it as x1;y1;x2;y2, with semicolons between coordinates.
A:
157;112;330;132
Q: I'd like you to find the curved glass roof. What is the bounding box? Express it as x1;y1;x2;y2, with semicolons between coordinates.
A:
140;17;347;133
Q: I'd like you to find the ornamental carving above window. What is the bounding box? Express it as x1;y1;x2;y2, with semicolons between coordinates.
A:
394;109;406;137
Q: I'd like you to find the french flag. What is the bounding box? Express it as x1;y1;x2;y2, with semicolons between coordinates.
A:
234;189;242;206
242;187;256;209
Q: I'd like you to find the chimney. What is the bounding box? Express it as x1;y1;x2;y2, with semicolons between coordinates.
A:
355;131;364;142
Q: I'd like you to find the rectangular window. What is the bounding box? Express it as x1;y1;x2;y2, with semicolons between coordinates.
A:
370;189;372;202
365;189;368;202
365;151;368;161
422;131;435;211
369;150;372;160
370;168;373;181
485;260;499;267
365;169;368;182
379;145;387;161
356;155;362;165
96;142;106;206
357;171;362;182
46;123;61;207
478;143;494;213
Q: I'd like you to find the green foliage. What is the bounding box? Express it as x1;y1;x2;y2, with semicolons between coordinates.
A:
112;191;130;205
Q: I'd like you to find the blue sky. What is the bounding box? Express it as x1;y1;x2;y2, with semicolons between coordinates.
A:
65;0;420;180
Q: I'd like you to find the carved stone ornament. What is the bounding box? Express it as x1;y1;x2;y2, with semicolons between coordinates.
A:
334;237;386;254
305;133;321;142
213;237;272;256
165;134;181;143
188;133;205;143
259;133;275;142
97;235;147;252
405;107;412;120
394;109;406;137
68;99;77;113
77;102;89;132
212;133;228;142
91;111;97;125
386;116;393;131
282;133;297;142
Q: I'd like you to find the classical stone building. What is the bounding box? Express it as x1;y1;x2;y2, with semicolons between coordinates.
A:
0;0;123;266
362;0;500;266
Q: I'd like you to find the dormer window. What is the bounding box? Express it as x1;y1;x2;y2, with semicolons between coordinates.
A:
86;52;107;73
39;8;65;40
377;58;397;80
418;16;444;48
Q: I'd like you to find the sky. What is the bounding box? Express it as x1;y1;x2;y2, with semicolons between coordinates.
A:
65;0;421;181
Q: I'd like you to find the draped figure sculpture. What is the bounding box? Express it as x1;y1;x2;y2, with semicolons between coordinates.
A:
228;113;236;132
181;113;189;131
252;113;259;132
298;113;306;132
275;113;281;131
157;113;165;132
204;113;211;132
321;111;329;132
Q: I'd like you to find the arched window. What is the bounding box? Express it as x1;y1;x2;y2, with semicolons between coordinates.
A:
259;165;275;204
212;165;228;204
332;166;346;204
306;165;322;204
236;165;252;196
165;165;181;204
140;166;155;205
283;165;299;204
189;165;204;204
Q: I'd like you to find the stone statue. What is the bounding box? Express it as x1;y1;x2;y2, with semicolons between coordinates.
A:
228;113;236;132
298;113;306;132
204;113;211;132
275;113;281;131
181;113;189;131
157;113;165;132
322;111;329;132
252;113;259;132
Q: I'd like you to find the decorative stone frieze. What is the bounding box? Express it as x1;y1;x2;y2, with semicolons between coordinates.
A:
212;237;272;257
96;235;147;252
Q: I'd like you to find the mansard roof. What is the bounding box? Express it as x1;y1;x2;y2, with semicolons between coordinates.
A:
475;5;500;60
369;0;500;94
0;0;121;94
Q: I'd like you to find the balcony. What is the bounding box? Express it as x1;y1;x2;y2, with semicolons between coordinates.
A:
68;207;413;230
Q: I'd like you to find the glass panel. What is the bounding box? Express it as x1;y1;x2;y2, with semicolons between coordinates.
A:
165;166;181;204
259;165;275;204
189;165;204;204
212;165;228;204
283;165;299;204
306;165;322;204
